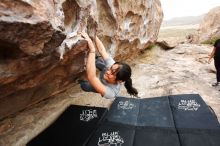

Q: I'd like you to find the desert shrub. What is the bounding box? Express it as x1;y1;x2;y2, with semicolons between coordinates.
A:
201;36;220;45
140;43;157;54
146;44;157;50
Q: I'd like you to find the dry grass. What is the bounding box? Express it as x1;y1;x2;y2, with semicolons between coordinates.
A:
158;24;199;45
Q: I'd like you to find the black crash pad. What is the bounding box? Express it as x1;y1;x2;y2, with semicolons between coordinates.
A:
107;96;175;127
27;105;108;146
169;94;220;146
169;94;220;129
27;94;220;146
88;94;220;146
89;96;180;146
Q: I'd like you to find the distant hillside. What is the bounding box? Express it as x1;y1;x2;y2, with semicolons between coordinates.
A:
162;15;205;27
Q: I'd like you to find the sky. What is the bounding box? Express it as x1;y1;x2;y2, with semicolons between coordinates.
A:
160;0;220;20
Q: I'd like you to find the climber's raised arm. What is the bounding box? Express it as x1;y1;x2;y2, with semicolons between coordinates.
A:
80;31;106;96
95;36;109;60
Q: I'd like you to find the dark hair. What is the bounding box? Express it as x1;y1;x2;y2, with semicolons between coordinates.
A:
115;62;138;96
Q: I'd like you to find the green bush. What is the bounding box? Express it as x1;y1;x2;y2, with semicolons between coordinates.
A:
201;36;220;45
140;44;156;54
146;44;156;50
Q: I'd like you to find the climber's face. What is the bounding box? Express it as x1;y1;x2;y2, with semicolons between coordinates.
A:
104;64;120;84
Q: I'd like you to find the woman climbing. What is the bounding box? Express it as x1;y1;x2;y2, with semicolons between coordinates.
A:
79;31;138;99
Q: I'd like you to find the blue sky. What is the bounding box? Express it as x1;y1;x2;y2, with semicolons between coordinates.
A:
160;0;220;20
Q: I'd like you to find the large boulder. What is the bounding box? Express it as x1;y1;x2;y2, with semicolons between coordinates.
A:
0;0;163;120
195;6;220;43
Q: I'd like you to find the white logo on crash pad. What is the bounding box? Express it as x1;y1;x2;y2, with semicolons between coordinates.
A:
118;101;135;110
80;109;97;122
178;99;201;111
98;131;124;146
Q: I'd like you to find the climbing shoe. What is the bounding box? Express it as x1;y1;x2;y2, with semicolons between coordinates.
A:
212;82;219;86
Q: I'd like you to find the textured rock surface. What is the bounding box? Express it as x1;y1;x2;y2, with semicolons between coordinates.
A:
0;0;163;120
0;44;220;146
194;6;220;43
